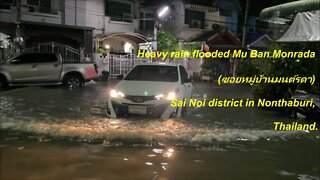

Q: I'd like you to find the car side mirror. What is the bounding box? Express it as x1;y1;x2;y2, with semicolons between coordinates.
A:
117;74;124;80
187;78;192;83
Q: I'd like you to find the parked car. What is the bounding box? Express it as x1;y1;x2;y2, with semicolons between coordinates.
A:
290;90;320;120
0;53;98;89
106;63;193;119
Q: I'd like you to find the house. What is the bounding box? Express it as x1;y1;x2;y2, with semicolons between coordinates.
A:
147;0;241;41
187;24;242;77
0;0;242;77
246;32;272;51
0;0;97;62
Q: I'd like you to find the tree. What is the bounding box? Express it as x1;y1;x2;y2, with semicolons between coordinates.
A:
157;30;180;52
253;42;320;100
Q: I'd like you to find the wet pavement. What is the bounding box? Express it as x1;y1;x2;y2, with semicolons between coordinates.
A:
0;81;319;179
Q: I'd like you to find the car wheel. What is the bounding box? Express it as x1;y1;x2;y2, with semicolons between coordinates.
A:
63;74;83;88
0;76;8;90
181;98;188;116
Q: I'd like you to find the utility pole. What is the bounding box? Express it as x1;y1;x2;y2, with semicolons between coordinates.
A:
242;0;250;49
15;0;23;53
233;0;250;77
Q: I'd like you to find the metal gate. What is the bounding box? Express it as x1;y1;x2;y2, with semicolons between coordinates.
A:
108;54;150;78
23;42;81;63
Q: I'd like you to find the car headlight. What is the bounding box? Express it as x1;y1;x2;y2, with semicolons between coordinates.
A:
167;92;176;100
110;89;125;98
155;91;177;100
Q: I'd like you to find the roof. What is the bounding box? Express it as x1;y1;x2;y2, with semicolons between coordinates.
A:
246;32;269;45
95;32;148;43
247;33;273;51
277;10;320;42
259;0;320;23
189;25;242;49
188;26;222;42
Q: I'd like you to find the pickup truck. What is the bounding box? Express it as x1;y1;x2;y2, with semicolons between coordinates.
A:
0;53;98;89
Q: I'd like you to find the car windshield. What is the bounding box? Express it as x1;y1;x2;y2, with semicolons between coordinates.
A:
124;65;178;82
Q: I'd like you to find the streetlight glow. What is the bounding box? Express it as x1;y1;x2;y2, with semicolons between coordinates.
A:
158;6;169;17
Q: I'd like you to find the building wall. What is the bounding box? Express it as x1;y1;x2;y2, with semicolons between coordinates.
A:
161;0;238;41
0;1;63;24
85;0;105;36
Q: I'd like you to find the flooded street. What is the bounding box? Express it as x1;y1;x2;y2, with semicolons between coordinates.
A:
1;81;319;179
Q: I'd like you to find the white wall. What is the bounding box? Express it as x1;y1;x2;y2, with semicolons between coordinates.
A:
64;0;138;36
65;0;76;26
104;17;139;34
85;0;105;36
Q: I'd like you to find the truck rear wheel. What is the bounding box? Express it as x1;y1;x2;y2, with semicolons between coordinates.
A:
181;98;189;116
63;74;83;88
0;76;8;90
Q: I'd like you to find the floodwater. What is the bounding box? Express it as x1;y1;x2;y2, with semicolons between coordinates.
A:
0;81;319;180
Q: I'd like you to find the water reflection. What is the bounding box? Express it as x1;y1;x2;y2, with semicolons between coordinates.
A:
0;83;319;179
163;148;174;158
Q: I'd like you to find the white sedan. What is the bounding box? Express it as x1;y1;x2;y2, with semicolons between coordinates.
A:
106;63;193;119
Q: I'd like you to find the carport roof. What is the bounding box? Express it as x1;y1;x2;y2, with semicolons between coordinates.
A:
95;32;148;43
189;25;242;49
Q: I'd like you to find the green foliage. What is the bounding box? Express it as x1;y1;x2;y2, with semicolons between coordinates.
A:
183;43;200;53
157;30;180;52
236;60;260;77
201;68;213;76
253;42;320;100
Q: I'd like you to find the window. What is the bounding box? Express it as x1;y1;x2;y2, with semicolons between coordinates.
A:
27;0;51;13
0;0;14;10
185;10;205;29
145;13;154;30
125;65;178;82
12;54;38;64
139;13;155;32
179;66;189;84
105;1;132;22
12;53;57;64
36;54;58;63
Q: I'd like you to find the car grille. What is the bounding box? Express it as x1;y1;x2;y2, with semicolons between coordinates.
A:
124;95;156;103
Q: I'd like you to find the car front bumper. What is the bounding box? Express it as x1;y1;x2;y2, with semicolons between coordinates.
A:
106;97;179;119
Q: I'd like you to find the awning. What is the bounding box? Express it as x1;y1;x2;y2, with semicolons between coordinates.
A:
277;10;320;42
95;32;148;44
259;0;320;23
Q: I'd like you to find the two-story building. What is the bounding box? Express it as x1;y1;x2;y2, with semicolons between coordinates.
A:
1;0;241;76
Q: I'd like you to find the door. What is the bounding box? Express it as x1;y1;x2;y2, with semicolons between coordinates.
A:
8;54;40;83
179;65;193;100
36;53;62;82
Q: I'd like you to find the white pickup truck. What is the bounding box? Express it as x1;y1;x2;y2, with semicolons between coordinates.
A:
0;53;98;89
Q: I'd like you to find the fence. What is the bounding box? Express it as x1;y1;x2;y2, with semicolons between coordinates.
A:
23;42;81;63
97;54;151;78
0;47;17;63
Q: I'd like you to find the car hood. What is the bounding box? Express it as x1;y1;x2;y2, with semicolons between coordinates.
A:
114;80;179;96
